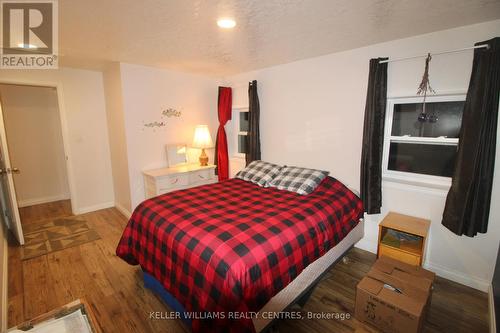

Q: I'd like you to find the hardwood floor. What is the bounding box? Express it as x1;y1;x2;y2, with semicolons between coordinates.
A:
18;200;73;226
8;202;489;332
10;202;189;333
279;249;489;333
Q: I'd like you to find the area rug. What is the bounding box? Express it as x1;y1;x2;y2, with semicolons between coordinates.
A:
21;217;101;260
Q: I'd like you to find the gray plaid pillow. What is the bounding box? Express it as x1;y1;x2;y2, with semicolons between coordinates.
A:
235;160;282;187
269;166;329;195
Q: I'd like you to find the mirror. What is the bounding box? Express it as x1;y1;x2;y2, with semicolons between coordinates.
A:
165;144;187;167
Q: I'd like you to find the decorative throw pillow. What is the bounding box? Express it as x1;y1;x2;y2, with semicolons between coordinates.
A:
269;166;329;195
235;160;282;187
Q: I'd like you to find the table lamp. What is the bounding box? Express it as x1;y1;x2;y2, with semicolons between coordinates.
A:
192;125;214;166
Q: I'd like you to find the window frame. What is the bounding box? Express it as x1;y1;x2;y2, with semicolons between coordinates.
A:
230;106;249;159
382;94;466;189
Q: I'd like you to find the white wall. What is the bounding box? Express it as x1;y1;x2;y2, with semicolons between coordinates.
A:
0;84;70;207
118;63;218;209
224;20;500;291
0;68;115;214
103;63;132;216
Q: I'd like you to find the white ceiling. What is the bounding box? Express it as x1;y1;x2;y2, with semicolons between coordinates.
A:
59;0;500;76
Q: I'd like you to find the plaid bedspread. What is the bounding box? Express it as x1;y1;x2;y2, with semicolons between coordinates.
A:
116;177;363;333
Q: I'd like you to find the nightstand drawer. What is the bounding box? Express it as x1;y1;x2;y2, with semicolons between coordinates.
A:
157;174;189;191
379;244;421;266
189;169;214;183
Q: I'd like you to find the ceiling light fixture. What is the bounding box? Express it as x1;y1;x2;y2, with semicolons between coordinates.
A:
217;18;236;29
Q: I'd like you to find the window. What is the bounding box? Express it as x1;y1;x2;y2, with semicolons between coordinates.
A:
231;107;249;157
382;95;465;188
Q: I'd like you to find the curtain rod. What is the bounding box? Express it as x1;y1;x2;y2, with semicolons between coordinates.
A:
379;44;490;64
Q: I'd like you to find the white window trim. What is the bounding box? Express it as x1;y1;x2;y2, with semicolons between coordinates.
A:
230;106;249;159
382;94;466;190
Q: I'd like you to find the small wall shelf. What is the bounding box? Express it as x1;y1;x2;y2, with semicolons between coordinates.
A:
377;212;430;266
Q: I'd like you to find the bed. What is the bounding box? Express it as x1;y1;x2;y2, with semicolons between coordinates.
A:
116;176;364;333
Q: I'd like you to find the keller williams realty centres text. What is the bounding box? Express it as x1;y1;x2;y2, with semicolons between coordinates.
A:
149;311;351;321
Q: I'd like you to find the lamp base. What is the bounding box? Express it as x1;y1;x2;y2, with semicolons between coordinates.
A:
199;148;209;166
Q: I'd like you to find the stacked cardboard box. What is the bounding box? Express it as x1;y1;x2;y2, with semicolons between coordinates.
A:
355;256;435;333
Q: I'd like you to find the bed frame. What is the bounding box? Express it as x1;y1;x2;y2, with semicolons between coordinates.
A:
143;219;364;332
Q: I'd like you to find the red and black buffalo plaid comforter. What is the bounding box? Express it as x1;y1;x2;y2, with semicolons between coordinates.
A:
116;177;363;333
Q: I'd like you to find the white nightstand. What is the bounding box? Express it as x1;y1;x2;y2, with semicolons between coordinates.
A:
143;164;217;199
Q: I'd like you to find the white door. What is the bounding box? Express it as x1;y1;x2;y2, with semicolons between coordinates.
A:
0;100;24;245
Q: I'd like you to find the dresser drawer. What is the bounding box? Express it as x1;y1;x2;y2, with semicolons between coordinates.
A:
157;174;189;192
143;164;217;199
189;168;214;184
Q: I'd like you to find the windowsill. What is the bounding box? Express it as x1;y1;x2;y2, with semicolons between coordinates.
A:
231;155;245;160
382;173;451;192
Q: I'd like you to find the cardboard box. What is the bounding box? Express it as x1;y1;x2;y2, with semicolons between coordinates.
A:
355;256;435;333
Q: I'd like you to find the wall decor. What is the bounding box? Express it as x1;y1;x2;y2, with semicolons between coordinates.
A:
142;107;182;131
142;121;166;131
165;143;188;166
162;108;182;118
416;53;437;126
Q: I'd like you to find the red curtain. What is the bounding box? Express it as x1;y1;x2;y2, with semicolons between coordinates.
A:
215;87;232;181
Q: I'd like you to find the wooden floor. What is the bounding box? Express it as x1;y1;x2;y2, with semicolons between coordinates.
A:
8;201;489;332
18;200;73;226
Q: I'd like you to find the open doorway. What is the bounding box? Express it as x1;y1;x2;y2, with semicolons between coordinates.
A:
0;83;72;243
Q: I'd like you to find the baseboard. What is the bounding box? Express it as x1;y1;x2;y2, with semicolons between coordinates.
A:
423;261;489;292
354;238;377;254
355;239;489;292
74;201;115;215
17;194;70;208
2;233;8;332
115;202;132;219
489;284;496;333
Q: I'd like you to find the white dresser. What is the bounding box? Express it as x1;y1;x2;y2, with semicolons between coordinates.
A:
143;164;217;199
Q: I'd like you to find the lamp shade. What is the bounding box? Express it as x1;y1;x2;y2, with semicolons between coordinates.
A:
192;125;214;149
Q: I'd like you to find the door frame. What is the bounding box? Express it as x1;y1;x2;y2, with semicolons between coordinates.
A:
0;79;77;216
0;104;24;244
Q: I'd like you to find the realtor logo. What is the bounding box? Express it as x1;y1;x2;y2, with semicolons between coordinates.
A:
0;0;58;69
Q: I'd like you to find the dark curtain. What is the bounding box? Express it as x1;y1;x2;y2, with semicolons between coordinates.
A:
214;87;232;181
246;80;261;165
442;37;500;237
360;58;388;214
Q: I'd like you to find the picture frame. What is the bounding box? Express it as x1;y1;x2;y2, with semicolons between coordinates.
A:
165;143;188;167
